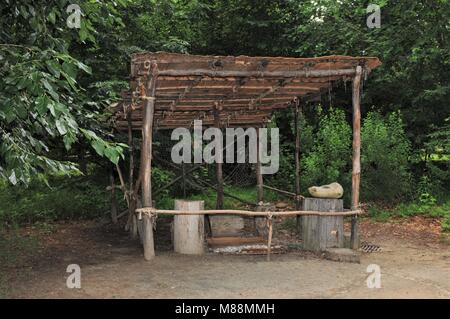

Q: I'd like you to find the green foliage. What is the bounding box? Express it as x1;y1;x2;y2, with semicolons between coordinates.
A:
418;118;450;197
0;0;448;222
0;0;128;186
361;111;412;202
0;173;112;226
301;108;352;196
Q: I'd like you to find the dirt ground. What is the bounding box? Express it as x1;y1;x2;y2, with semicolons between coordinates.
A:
1;216;449;299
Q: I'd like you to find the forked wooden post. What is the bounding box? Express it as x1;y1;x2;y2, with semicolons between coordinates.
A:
141;62;158;260
350;65;362;250
256;128;264;203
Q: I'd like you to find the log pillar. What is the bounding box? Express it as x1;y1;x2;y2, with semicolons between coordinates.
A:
294;99;302;232
350;65;362;250
173;200;205;254
301;198;344;251
140;62;158;260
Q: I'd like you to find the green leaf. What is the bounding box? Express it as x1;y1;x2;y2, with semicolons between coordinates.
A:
35;95;48;115
8;170;17;185
76;61;92;74
62;62;77;79
91;140;105;156
104;147;120;164
55;119;67;135
48;11;56;24
46;60;61;78
41;79;59;101
63;134;76;150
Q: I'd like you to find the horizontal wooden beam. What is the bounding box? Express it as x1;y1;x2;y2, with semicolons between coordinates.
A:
139;68;357;78
136;207;363;217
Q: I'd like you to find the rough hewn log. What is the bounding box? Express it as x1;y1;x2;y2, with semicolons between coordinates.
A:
144;68;357;78
137;207;363;217
351;65;362;250
301;198;345;251
140;62;158;260
294;99;302;232
173;200;205;255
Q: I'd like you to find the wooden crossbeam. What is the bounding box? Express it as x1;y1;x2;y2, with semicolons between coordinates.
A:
248;79;293;110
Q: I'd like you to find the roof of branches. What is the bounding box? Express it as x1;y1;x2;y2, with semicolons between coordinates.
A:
113;52;381;131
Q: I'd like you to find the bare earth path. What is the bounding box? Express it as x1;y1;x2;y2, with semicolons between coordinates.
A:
2;217;449;298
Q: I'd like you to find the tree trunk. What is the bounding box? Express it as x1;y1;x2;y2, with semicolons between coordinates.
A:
301;198;344;251
140;63;158;260
351;65;362;250
173;200;205;255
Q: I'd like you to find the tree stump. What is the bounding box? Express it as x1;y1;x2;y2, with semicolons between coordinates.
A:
301;197;344;251
173;200;205;255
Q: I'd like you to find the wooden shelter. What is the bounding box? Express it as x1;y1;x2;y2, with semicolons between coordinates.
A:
113;52;381;260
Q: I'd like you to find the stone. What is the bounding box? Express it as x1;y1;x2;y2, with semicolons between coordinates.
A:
308;182;344;199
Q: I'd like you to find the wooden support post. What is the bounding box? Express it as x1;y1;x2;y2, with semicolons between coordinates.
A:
266;216;273;261
109;168;118;224
256;128;264;203
140;62;158;260
127;105;138;238
350;65;362;250
301;198;345;251
173;200;205;254
294;98;302;232
214;108;224;209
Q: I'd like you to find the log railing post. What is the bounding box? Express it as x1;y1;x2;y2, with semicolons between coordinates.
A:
140;61;158;260
350;65;362;250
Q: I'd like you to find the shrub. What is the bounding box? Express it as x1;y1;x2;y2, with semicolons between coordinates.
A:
0;170;114;226
361;111;412;202
419;117;450;199
301;108;352;198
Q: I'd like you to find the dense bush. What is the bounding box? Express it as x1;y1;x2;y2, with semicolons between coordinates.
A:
301;108;352;197
271;108;415;206
418;117;450;199
361;111;412;202
0;174;112;226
